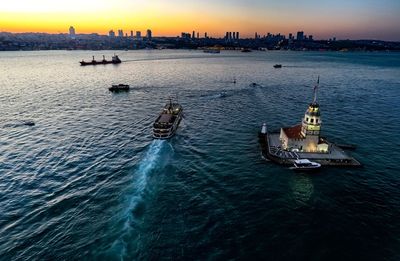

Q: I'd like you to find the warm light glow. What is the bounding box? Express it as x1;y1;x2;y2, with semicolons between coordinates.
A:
1;0;399;40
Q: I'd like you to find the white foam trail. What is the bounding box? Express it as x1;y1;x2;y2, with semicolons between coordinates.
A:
109;139;166;259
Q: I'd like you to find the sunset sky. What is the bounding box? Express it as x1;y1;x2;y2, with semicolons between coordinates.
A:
1;0;399;40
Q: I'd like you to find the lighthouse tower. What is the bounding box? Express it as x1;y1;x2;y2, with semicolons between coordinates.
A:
300;77;322;152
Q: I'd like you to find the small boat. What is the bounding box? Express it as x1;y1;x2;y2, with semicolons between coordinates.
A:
109;84;130;91
153;98;183;139
203;49;220;53
80;54;121;66
290;159;321;171
273;64;282;68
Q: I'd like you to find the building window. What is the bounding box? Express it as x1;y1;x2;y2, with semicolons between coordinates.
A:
306;117;309;122
316;119;319;123
311;118;314;123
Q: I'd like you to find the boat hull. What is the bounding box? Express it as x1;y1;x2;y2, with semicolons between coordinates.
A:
289;166;321;171
153;114;182;139
80;61;121;66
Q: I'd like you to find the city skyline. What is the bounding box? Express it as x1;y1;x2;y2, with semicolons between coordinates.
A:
1;0;400;41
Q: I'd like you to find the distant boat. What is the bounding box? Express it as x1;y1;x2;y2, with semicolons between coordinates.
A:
273;64;282;68
203;49;220;53
241;48;252;53
80;54;121;66
290;159;321;171
109;84;130;91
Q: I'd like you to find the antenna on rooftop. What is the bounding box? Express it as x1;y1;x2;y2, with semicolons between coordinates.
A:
313;75;320;103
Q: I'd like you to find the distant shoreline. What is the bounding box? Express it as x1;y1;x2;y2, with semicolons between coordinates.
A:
1;32;399;52
1;49;399;53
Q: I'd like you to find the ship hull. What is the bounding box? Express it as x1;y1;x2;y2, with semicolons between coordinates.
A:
80;61;121;66
153;114;182;139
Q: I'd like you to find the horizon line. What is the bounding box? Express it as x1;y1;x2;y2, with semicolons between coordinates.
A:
1;30;399;43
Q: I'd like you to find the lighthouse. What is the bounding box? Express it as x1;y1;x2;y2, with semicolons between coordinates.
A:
262;77;361;166
279;77;328;153
300;77;322;152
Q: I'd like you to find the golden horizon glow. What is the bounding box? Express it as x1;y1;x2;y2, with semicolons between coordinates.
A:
1;0;400;40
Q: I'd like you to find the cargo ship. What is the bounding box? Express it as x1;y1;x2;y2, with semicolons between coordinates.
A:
80;55;121;66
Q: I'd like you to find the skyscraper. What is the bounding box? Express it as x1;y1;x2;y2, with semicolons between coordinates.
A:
136;31;142;40
296;31;304;41
109;30;115;38
146;29;152;40
233;32;236;40
69;26;76;39
205;32;208;38
130;30;134;38
192;31;195;39
118;29;124;38
236;32;240;40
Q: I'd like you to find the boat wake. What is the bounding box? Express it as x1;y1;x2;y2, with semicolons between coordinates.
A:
107;139;171;259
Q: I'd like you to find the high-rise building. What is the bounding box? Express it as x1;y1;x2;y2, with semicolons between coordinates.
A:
136;31;142;40
233;32;236;40
225;32;229;39
229;32;232;40
197;32;199;39
118;29;124;38
147;29;152;40
130;30;134;38
296;31;304;41
255;32;258;39
69;26;76;39
236;32;240;40
181;32;191;39
192;31;195;39
205;32;208;38
109;30;115;38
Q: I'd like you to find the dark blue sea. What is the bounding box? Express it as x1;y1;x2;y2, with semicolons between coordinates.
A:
0;50;399;260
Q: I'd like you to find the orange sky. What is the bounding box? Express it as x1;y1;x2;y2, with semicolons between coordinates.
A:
1;0;399;40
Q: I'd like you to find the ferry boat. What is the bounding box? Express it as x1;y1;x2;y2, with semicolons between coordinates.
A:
109;84;130;91
273;64;282;68
80;54;121;66
153;98;183;139
290;159;321;171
